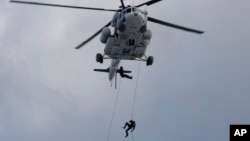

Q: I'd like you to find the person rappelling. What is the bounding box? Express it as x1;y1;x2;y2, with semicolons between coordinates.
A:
123;120;136;137
118;66;133;79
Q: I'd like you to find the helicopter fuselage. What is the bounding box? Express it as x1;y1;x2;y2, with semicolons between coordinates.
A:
100;7;152;81
101;7;152;61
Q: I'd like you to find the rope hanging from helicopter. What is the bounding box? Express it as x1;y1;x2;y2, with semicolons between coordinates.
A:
107;62;141;141
131;62;140;119
130;62;141;141
107;77;122;141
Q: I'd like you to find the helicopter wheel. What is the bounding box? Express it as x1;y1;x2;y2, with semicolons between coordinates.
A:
146;56;154;66
96;53;103;64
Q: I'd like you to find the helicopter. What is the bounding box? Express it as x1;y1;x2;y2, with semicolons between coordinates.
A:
10;0;204;87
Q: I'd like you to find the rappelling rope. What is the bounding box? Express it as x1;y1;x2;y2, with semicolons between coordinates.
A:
131;62;140;119
131;132;135;141
107;77;122;141
130;62;141;141
107;62;140;141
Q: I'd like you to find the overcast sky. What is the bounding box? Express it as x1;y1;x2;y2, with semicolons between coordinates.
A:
1;0;250;141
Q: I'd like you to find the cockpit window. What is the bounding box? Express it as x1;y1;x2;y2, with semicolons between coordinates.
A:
123;7;141;14
127;8;131;13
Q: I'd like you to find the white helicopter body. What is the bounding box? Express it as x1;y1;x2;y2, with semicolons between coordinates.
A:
95;6;153;81
100;6;152;81
103;7;150;60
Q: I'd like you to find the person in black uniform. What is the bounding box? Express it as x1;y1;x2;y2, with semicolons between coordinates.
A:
123;120;136;137
119;66;132;79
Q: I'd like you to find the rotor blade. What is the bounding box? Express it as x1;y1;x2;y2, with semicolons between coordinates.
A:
135;0;162;7
120;0;125;9
148;17;204;34
75;21;111;49
10;0;118;12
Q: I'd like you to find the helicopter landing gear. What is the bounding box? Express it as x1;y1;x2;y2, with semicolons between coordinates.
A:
146;56;154;66
96;53;103;63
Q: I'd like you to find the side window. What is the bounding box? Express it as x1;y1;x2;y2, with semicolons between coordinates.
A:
127;8;131;13
126;39;135;46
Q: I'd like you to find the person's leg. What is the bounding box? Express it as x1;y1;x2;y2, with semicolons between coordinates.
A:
123;122;129;129
123;74;132;79
125;130;129;137
120;73;125;78
126;75;132;79
125;127;131;137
